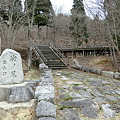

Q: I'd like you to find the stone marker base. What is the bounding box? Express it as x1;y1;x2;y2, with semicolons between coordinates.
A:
0;80;39;103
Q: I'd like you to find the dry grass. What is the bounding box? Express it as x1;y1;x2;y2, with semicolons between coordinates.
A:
75;56;116;72
0;106;35;120
22;60;40;80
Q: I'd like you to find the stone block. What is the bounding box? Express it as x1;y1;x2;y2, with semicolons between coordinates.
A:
72;59;83;70
82;66;90;72
40;77;53;86
101;71;115;78
39;63;48;72
88;68;96;73
35;85;54;99
41;69;53;78
0;87;10;101
8;86;34;103
114;72;120;80
0;49;24;85
95;68;102;75
36;101;56;118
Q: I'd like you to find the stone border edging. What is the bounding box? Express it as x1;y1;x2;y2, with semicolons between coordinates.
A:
35;63;56;120
72;59;120;80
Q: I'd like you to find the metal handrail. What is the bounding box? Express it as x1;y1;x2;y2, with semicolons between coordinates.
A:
48;43;68;66
32;43;48;64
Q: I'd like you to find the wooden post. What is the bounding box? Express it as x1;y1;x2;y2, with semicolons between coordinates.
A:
94;50;96;56
72;51;74;58
28;43;32;70
83;50;85;56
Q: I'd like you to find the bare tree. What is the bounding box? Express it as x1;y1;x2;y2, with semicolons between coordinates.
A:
0;0;26;48
84;0;120;71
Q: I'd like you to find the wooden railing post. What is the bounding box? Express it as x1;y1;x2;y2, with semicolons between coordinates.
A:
28;42;32;70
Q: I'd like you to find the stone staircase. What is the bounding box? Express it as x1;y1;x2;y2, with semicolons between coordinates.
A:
32;43;68;69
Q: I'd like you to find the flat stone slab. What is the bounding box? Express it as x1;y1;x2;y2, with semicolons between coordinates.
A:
105;95;118;102
60;108;81;120
61;76;69;80
81;107;99;119
72;85;88;91
0;49;24;85
67;81;82;85
91;91;104;97
61;85;69;89
101;104;116;119
68;92;83;99
79;90;92;98
89;80;103;86
94;97;107;104
111;103;120;113
60;98;95;108
36;101;56;118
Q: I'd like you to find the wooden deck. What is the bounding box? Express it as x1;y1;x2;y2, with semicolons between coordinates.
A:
58;46;110;57
58;46;109;51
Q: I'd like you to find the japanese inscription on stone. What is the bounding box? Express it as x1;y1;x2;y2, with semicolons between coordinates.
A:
0;49;24;85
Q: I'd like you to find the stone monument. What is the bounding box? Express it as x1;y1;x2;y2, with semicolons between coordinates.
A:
0;49;24;84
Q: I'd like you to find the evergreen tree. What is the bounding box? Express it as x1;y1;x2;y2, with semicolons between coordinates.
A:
70;0;89;47
34;0;53;27
25;0;53;28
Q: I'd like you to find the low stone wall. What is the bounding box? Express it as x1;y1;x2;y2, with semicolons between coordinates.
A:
72;59;120;80
35;63;56;120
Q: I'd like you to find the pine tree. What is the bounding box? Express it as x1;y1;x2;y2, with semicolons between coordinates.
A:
25;0;53;27
34;0;53;27
70;0;89;47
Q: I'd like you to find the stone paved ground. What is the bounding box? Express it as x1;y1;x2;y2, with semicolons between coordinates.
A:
53;69;120;120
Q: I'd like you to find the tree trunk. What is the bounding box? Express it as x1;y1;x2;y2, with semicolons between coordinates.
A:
0;37;1;54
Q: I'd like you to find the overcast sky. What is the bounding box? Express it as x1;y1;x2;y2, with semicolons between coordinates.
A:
50;0;73;15
51;0;104;18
